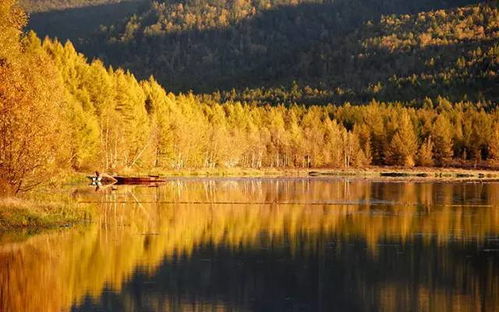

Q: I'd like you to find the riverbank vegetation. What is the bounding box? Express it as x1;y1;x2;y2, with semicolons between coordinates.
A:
0;196;91;230
1;1;498;195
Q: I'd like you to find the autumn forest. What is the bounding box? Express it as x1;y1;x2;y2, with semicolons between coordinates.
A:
1;0;498;193
1;2;499;311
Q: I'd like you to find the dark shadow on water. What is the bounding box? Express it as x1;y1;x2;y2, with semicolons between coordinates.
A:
71;237;498;312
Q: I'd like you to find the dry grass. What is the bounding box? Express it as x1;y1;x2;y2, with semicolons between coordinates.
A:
0;197;92;231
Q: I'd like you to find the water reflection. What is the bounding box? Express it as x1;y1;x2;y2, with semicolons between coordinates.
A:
0;178;497;312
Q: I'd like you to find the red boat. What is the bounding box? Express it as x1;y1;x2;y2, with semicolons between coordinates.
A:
113;176;167;184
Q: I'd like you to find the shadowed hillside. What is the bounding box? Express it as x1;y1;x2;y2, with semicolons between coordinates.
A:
20;0;144;12
24;0;495;105
25;0;148;42
79;0;495;105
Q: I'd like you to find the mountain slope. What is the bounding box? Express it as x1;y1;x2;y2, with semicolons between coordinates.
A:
79;0;497;106
2;0;498;186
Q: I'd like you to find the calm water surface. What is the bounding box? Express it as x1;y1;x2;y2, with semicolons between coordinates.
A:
0;178;498;312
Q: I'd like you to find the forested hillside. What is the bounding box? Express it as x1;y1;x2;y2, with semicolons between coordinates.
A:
1;0;498;193
23;0;147;43
218;3;499;106
84;0;497;106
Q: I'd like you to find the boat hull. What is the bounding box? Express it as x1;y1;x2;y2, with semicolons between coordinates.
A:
88;175;167;185
113;176;167;184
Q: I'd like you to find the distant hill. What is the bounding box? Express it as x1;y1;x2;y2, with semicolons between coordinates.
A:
24;0;496;106
215;3;498;106
74;0;496;105
24;0;148;45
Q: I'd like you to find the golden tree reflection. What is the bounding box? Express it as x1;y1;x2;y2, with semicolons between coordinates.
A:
0;179;497;311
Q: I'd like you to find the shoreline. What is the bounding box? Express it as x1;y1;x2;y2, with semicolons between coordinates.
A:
142;166;499;180
0;197;92;232
1;166;498;232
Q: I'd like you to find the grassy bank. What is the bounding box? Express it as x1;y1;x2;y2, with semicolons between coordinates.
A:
0;197;92;231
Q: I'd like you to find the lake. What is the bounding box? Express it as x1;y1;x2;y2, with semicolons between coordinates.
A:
0;177;497;311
